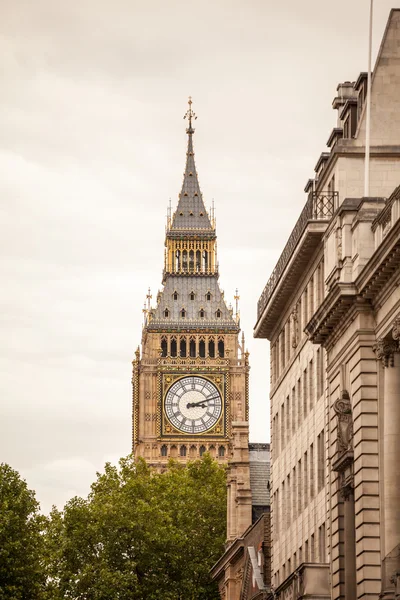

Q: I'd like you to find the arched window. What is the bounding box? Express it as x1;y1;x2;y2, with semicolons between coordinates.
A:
189;250;194;272
203;250;208;272
181;308;186;318
171;338;177;357
161;337;168;357
180;445;187;457
190;291;195;301
196;250;201;272
161;445;168;457
170;445;178;458
199;309;205;318
218;446;225;458
218;340;224;358
216;309;221;318
175;250;181;272
173;291;178;301
189;445;197;458
209;445;216;458
209;339;215;358
206;292;211;301
182;250;188;272
180;338;187;357
199;445;206;457
199;339;206;358
189;338;196;357
164;308;170;318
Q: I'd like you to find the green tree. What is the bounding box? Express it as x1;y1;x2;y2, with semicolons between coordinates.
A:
44;455;226;600
0;463;45;600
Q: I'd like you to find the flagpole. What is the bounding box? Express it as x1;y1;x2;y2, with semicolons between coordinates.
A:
364;0;373;197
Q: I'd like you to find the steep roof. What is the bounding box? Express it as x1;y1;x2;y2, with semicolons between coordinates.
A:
168;104;214;236
148;276;238;331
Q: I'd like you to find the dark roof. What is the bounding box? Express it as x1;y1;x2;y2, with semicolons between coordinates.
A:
168;132;214;235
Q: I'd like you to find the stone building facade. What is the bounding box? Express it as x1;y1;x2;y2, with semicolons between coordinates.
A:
254;10;400;600
132;100;252;538
212;444;271;600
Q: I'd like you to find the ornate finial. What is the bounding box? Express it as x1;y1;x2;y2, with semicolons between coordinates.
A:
184;96;197;134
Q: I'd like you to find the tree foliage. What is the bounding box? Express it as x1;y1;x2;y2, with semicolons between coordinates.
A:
44;455;226;600
0;463;46;600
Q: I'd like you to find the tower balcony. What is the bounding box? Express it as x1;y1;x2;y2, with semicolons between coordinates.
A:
254;192;337;339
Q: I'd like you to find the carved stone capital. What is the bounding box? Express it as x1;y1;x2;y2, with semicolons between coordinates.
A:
393;316;400;342
373;338;399;367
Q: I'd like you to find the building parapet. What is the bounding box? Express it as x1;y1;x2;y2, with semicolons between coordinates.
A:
254;192;337;338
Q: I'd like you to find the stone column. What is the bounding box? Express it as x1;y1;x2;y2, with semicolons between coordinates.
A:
374;328;400;599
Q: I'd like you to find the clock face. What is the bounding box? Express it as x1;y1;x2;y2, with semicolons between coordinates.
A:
164;375;223;434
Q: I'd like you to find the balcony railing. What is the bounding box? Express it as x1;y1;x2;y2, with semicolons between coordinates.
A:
257;192;337;319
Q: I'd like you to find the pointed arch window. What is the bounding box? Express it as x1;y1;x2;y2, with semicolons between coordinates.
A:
218;446;225;458
199;445;206;457
189;337;196;358
189;445;197;458
161;337;168;357
218;339;225;358
203;250;208;272
209;445;216;458
180;445;187;457
161;445;168;457
199;338;206;358
180;338;187;357
181;308;186;319
196;250;201;272
164;308;170;318
175;251;181;272
173;291;178;301
190;291;195;301
216;309;221;318
206;292;211;302
189;250;194;272
171;338;177;357
199;308;205;319
170;445;178;458
182;250;188;272
209;339;215;358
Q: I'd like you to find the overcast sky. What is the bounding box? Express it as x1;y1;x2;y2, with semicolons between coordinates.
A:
1;0;398;513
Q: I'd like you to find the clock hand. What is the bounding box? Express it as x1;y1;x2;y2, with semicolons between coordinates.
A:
186;395;220;409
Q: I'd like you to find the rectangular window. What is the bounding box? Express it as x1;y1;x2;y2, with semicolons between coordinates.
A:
292;466;297;522
309;275;314;317
305;539;309;562
287;474;291;527
316;349;321;400
297;378;302;427
319;523;326;563
310;443;315;499
292;387;296;434
299;546;303;565
304;451;308;508
311;533;315;562
318;431;325;491
303;287;308;326
281;404;285;450
309;359;314;410
280;330;285;372
297;459;302;516
286;396;290;446
303;368;308;418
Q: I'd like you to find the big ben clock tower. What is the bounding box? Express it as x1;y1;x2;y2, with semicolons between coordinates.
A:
132;100;251;534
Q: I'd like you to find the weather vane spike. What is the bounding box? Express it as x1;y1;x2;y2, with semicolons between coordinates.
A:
184;96;197;134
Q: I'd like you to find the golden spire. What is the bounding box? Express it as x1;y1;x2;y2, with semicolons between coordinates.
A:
184;96;197;134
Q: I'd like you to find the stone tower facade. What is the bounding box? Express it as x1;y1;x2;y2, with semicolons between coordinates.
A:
132;100;251;538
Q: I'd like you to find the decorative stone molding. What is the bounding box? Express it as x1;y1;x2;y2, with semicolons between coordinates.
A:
373;338;399;367
333;390;353;454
